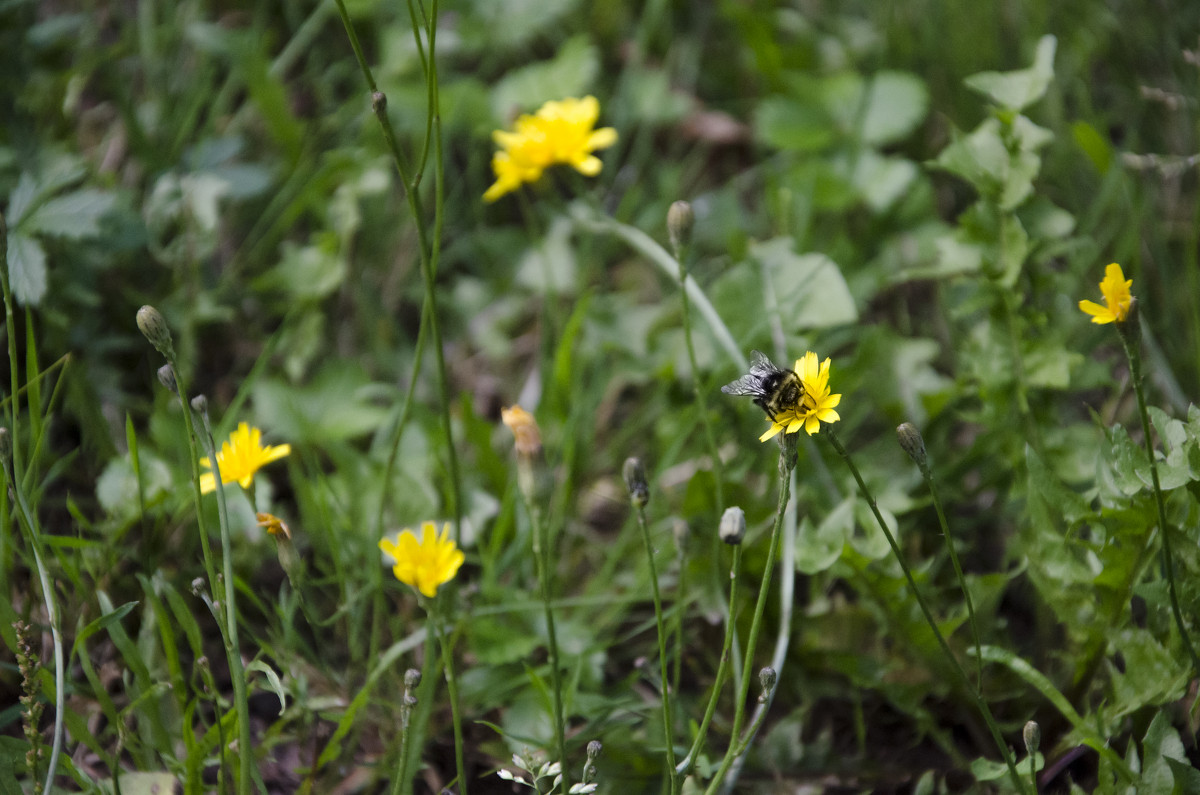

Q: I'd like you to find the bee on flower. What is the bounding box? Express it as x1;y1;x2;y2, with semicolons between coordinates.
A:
723;351;842;441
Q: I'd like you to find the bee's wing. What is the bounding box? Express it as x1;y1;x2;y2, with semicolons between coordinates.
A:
747;350;781;376
721;373;765;396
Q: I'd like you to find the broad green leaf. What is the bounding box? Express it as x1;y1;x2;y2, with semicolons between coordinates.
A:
253;362;392;444
256;235;347;301
6;232;47;305
964;35;1057;112
750;238;858;328
23;189;116;239
491;36;598;120
852;151;919;213
96;453;171;519
755;96;836;152
860;71;929;146
6;172;37;226
94;772;179;795
797;513;845;575
1140;711;1192;795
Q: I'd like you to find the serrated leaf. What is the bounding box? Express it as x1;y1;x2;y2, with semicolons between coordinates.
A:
6;232;47;305
24;189;116;239
964;35;1057;112
6;172;37;226
491;36;598;120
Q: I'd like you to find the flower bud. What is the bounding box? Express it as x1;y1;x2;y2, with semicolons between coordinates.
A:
623;457;650;508
501;405;542;458
1023;720;1040;755
896;422;928;470
586;740;602;760
372;91;387;114
190;394;208;416
157;363;178;394
667;200;694;256
719;506;745;545
758;666;777;702
136;305;175;359
404;668;422;690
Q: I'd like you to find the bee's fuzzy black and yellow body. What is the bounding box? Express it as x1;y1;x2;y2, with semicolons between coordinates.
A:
721;351;805;421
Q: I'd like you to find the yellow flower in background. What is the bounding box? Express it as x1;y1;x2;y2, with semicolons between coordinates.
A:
759;352;842;441
379;521;464;598
199;423;291;494
483;95;618;202
1079;262;1133;324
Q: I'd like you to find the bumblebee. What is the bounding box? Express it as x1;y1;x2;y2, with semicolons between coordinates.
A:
721;351;805;421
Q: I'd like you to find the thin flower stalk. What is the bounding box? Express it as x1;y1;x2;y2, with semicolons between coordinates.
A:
333;0;463;547
631;499;678;791
195;407;257;795
825;427;1027;795
703;448;794;795
675;545;741;781
899;423;984;691
1114;309;1200;679
430;607;468;795
503;407;570;792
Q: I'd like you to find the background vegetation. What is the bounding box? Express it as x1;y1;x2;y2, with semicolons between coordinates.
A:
2;0;1200;792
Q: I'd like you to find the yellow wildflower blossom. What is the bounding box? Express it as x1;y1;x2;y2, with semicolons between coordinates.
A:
483;96;618;202
379;521;464;598
759;352;842;441
1079;262;1133;324
199;423;291;494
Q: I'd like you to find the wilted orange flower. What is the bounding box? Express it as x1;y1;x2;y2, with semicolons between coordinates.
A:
501;405;542;457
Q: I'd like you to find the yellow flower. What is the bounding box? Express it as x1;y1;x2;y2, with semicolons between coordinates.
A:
199;422;291;494
501;404;542;457
483;95;618;203
379;521;464;598
1079;262;1133;324
256;512;292;540
759;352;842;442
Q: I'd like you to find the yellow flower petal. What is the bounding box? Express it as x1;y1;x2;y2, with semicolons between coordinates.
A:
380;521;463;597
198;422;290;494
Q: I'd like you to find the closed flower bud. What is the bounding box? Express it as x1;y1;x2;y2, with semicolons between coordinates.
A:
136;305;175;359
719;506;746;545
1023;720;1040;755
667;200;694;255
190;394;208;416
896;422;928;470
623;457;650;507
758;666;777;701
404;668;422;690
157;364;178;394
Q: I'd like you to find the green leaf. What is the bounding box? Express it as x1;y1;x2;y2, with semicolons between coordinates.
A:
491;36;599;120
94;772;180;795
72;601;139;656
246;660;287;716
1141;711;1192;795
860;71;929;146
964;35;1057;112
796;514;845;575
1073;121;1113;174
749;238;858;328
6;231;47;305
755;96;836;152
852;152;919;213
23;189;116;239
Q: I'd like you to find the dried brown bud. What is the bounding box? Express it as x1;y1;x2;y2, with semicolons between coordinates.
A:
501;405;542;457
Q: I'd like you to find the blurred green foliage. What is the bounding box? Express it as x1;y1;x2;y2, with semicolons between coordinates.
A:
3;0;1200;792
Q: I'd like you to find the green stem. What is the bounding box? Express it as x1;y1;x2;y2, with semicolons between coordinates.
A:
518;463;570;791
704;449;793;795
333;0;462;544
675;545;741;780
918;458;983;690
196;411;256;795
429;604;468;795
633;502;678;791
1119;328;1200;678
826;427;1026;794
